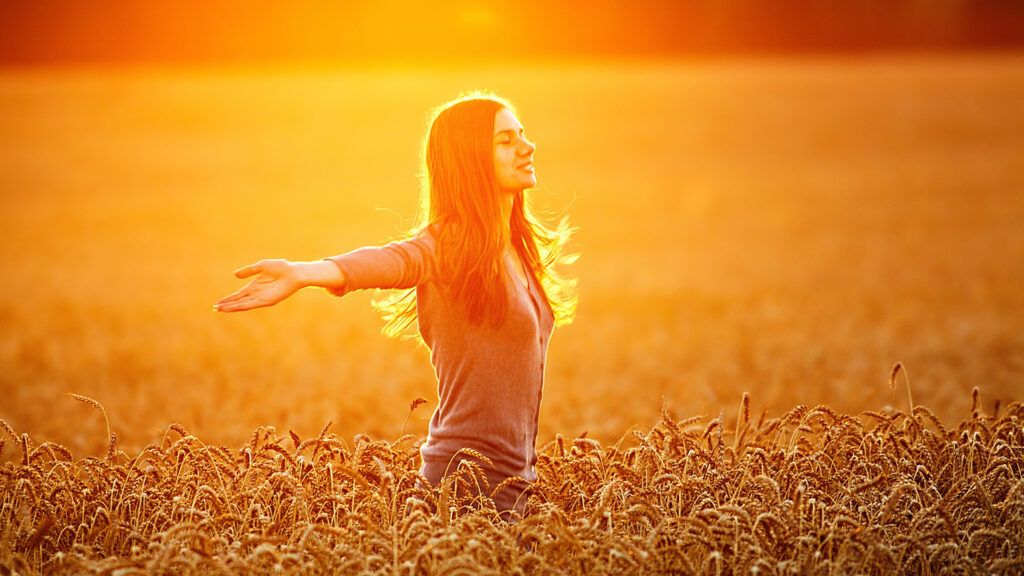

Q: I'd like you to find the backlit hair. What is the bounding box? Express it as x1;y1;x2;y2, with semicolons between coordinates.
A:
374;92;577;338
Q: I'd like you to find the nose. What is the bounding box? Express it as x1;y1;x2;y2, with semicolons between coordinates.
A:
518;136;535;156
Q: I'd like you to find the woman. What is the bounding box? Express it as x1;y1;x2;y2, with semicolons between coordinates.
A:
214;92;577;520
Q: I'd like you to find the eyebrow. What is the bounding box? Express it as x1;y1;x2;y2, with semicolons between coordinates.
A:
494;128;524;138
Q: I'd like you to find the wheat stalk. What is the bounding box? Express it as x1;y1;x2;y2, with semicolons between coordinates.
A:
68;393;112;457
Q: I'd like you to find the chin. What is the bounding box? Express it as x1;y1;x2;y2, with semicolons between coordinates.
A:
501;175;537;192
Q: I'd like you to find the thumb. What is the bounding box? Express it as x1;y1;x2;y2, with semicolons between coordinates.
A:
234;262;262;279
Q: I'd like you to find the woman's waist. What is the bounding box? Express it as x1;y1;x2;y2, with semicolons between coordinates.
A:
420;435;536;479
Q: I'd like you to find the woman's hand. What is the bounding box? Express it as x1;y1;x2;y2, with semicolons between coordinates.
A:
214;259;303;312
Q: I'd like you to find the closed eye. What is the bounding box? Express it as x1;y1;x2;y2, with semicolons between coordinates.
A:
495;128;525;145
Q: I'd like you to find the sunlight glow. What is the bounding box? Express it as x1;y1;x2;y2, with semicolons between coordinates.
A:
456;3;498;29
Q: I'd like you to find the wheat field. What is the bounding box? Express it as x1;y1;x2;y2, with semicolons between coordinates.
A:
2;390;1022;573
1;54;1023;572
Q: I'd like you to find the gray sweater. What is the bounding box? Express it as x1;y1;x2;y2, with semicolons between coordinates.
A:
326;229;555;514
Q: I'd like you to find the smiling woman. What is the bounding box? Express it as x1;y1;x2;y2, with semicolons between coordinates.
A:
494;109;538;191
214;92;577;521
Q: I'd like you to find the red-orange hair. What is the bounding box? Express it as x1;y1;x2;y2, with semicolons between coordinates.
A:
375;92;577;338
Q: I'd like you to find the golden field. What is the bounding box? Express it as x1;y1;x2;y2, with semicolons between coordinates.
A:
1;54;1023;573
3;393;1022;573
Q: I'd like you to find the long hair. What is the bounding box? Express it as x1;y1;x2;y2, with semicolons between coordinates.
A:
373;92;577;338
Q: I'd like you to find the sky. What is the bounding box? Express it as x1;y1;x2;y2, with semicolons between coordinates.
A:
1;0;1023;66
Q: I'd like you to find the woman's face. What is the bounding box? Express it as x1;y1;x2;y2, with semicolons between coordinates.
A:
493;108;537;192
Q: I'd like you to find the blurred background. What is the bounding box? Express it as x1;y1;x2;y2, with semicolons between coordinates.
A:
1;1;1023;457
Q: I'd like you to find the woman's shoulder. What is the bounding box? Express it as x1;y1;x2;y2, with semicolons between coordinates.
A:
390;224;441;270
416;222;440;240
409;223;440;250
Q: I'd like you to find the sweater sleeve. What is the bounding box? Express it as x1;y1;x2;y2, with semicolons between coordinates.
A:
323;231;437;297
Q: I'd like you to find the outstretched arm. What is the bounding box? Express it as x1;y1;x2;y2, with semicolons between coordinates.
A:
215;229;436;312
214;259;346;313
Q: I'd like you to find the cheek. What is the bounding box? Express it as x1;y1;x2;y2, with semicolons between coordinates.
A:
495;150;513;170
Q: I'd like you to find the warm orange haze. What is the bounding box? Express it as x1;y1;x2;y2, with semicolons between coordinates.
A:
2;46;1024;576
3;58;1021;447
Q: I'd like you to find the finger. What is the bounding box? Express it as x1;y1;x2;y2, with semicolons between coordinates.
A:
216;296;266;313
234;263;262;279
240;297;272;312
217;275;269;305
215;286;254;307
